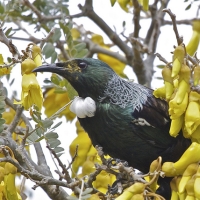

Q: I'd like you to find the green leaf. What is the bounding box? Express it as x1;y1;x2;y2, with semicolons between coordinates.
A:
74;43;86;52
81;188;93;196
0;118;5;125
110;0;117;6
54;88;67;93
36;127;44;137
67;21;73;30
51;121;62;129
51;75;60;85
51;51;57;63
43;79;51;84
35;136;45;142
66;82;77;100
5;27;12;37
0;4;4;14
156;65;165;69
56;152;64;157
45;131;59;139
81;194;92;199
52;28;61;43
43;43;55;59
75;49;88;58
71;48;77;57
185;4;191;10
53;147;64;153
0;126;3;133
48;139;61;148
42;119;53;128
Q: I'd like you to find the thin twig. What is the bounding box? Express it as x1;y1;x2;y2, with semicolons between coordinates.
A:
0;28;21;60
7;106;24;137
162;9;183;45
155;53;170;65
40;28;56;49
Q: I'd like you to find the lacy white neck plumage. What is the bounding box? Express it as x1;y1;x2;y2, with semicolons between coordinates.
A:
99;74;152;111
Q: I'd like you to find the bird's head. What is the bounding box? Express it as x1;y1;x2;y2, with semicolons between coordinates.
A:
33;58;115;99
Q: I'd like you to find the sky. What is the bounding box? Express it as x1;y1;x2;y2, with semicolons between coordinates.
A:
1;0;200;199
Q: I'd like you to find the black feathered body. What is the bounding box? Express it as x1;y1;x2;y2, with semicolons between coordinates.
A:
78;76;190;173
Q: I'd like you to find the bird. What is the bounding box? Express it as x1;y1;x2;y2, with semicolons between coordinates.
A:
33;58;191;199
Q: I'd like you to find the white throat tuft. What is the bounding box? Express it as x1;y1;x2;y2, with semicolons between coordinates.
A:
70;97;96;118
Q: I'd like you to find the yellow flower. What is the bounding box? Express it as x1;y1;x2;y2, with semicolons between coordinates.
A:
0;67;12;76
15;73;43;111
91;34;126;77
43;88;75;121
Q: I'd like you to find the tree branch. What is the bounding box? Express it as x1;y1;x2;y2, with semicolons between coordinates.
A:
22;0;63;23
76;0;134;63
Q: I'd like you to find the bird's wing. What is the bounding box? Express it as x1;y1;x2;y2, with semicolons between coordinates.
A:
131;88;175;149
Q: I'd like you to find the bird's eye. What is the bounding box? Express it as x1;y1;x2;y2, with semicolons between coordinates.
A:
78;62;87;69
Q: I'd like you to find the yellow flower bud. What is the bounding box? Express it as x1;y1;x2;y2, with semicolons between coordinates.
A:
189;90;200;102
185;177;195;197
162;66;174;100
169;92;188;119
162;142;200;177
192;20;200;33
4;162;17;175
185;101;200;135
194;165;200;199
0;166;5;182
179;63;191;83
21;58;37;75
193;65;200;86
172;58;182;78
115;183;145;200
175;80;190;104
172;45;185;77
178;163;198;193
32;45;42;67
153;86;166;99
169;115;184;137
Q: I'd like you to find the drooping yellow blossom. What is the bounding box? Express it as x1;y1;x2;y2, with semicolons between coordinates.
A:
186;20;200;56
185;101;200;135
91;34;126;77
31;45;42;67
171;45;185;78
21;58;37;75
169;92;188;119
153;86;166;99
162;66;174;100
193;65;200;86
15;73;43;111
0;67;12;76
43;88;75;121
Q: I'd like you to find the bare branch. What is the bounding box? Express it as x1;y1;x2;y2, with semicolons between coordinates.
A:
0;28;21;60
22;0;63;22
132;0;141;38
155;53;170;65
76;0;133;63
40;28;56;49
7;106;24;137
162;9;183;45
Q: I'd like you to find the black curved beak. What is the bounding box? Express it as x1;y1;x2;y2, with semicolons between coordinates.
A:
32;63;65;74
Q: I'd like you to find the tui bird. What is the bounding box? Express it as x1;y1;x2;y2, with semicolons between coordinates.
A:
33;58;191;199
